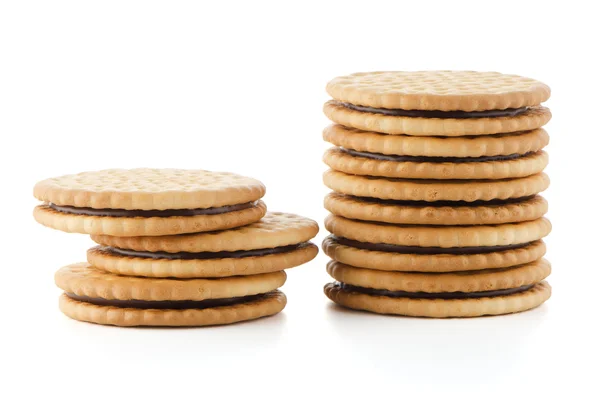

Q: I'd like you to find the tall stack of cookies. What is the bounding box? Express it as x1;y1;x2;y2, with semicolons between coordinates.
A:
33;169;318;326
321;71;552;317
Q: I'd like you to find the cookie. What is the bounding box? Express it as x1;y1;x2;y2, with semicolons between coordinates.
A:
325;214;551;248
59;291;286;327
55;263;287;326
323;100;551;136
33;168;267;236
91;212;319;253
33;201;267;237
323;124;550;158
324;71;550;136
323;169;550;202
326;259;550;292
87;222;318;278
326;71;550;111
324;281;551;317
323;147;548;179
56;263;286;300
322;235;546;272
324;193;548;225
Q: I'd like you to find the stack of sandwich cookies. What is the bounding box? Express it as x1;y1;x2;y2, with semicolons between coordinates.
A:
34;169;319;326
321;71;553;317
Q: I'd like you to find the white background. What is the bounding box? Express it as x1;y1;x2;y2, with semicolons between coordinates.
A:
1;1;597;396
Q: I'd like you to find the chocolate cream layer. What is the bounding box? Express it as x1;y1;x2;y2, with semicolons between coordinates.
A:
65;292;266;310
340;195;535;207
330;236;531;255
48;201;258;218
340;148;533;163
104;242;311;260
340;102;528;119
336;282;534;299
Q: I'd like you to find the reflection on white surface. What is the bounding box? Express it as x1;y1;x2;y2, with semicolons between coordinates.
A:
324;302;548;385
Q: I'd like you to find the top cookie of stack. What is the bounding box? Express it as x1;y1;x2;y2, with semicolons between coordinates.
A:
322;71;552;318
33;168;267;236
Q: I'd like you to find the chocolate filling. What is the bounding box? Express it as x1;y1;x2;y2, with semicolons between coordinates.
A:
48;201;258;218
336;282;534;299
341;195;535;207
340;102;528;119
330;236;531;255
105;243;309;260
340;148;531;163
65;292;264;310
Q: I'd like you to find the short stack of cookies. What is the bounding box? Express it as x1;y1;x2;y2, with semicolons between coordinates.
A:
34;169;318;327
321;71;552;317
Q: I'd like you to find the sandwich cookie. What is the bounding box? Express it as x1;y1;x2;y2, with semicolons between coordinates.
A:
33;168;267;236
322;235;546;272
326;256;551;319
324;193;548;225
56;263;287;327
325;214;551;249
87;212;319;278
324;71;551;136
325;258;551;318
326;259;550;293
323;125;550;159
323;147;548;180
323;169;550;202
324;281;550;318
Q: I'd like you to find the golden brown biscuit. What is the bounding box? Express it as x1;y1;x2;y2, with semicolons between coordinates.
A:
323;147;548;180
324;101;551;136
323;169;550;202
87;242;318;278
55;263;286;301
326;71;550;111
323;124;550;157
324;193;548;225
322;235;546;272
325;214;551;248
59;290;286;327
324;281;551;317
326;259;550;292
92;212;319;253
33;201;267;236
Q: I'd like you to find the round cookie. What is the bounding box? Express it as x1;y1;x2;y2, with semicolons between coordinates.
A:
323;124;550;158
91;212;319;253
33;201;267;237
324;101;551;136
55;263;287;327
56;263;286;301
87;212;319;278
324;193;548;225
326;71;551;111
323;147;548;180
323;169;550;202
322;235;547;272
326;259;551;293
325;214;551;248
324;281;551;318
33;168;267;236
59;291;286;327
87;243;318;279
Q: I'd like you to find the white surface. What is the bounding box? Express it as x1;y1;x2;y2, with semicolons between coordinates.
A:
1;1;597;395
